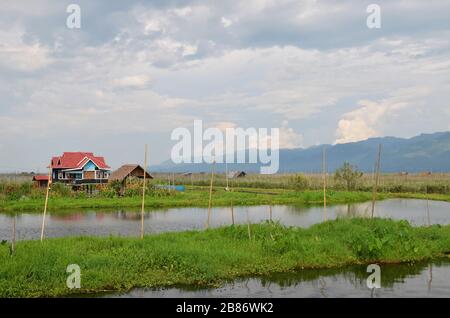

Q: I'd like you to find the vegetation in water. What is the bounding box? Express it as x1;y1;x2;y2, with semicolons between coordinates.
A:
0;218;449;297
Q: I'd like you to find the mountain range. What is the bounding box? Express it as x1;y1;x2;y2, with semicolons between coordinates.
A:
153;131;450;173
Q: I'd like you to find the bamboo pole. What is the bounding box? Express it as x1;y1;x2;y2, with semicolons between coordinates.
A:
40;164;52;242
206;159;215;229
11;213;16;255
426;184;431;226
371;144;382;218
246;209;252;240
269;205;273;222
230;201;235;225
225;161;229;191
140;144;148;239
323;147;327;222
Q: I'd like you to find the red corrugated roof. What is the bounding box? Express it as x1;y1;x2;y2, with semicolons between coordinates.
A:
50;152;110;169
33;175;49;181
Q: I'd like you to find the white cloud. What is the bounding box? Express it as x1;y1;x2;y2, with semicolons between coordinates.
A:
335;87;433;144
221;17;233;28
0;27;52;71
113;75;151;88
279;120;304;149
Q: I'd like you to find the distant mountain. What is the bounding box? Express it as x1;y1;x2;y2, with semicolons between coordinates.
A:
153;131;450;173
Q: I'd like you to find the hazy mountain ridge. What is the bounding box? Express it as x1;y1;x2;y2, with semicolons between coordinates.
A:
153;131;450;173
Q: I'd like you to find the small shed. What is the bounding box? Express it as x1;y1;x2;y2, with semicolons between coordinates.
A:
228;171;247;179
33;175;50;188
110;164;153;194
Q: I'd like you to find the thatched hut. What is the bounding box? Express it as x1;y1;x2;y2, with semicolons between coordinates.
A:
109;164;153;194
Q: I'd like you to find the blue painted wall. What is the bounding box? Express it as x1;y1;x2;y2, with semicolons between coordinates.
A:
83;160;97;171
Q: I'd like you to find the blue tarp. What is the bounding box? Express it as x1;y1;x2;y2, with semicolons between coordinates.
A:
155;185;185;192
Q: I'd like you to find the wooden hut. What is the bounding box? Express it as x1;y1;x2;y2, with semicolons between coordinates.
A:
109;164;153;195
32;175;50;188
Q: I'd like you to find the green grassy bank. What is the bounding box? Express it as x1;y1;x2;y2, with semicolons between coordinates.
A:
1;218;450;297
1;188;449;213
0;189;380;212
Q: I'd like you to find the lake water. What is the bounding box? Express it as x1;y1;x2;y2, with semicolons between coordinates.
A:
107;259;450;298
0;199;449;241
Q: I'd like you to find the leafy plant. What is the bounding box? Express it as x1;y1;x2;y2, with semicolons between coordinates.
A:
334;162;363;190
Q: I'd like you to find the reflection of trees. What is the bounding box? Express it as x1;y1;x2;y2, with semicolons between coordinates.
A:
335;203;371;219
257;260;450;290
111;211;151;221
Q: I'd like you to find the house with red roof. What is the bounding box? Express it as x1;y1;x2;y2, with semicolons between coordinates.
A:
50;152;111;185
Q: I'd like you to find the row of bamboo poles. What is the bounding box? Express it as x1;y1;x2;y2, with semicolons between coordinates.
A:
29;142;430;246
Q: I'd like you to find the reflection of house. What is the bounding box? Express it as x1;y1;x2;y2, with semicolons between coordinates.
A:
227;171;246;179
50;152;111;185
110;164;153;194
32;175;50;188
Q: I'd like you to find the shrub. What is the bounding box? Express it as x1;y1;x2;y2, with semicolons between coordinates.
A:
334;162;363;190
288;174;309;191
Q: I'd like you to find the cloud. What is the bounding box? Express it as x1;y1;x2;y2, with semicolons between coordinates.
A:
113;75;151;88
221;17;233;28
0;27;52;71
1;0;450;171
335;87;433;144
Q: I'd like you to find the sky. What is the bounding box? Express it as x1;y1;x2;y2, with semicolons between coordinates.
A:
0;0;450;172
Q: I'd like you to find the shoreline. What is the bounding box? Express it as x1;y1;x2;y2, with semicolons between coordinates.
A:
1;218;449;297
0;189;449;213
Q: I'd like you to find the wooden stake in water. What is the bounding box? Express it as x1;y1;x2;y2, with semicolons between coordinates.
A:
225;161;229;191
371;144;382;218
246;209;252;240
206;159;215;229
40;164;52;242
140;144;148;239
11;214;16;254
269;205;273;222
230;201;235;225
323;147;327;222
426;185;431;226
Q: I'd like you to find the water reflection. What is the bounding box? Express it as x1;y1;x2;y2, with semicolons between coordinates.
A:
107;259;450;298
0;199;449;241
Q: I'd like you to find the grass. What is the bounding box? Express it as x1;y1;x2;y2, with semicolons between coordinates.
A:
1;186;449;213
1;218;449;297
0;189;388;212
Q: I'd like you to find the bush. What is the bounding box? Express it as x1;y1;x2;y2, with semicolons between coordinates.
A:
334;162;363;190
288;174;309;191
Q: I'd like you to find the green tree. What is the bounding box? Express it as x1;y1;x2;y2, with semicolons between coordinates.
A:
334;162;363;190
288;174;309;191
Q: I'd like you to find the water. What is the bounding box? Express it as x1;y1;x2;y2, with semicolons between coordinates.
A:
108;259;450;298
0;199;449;241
